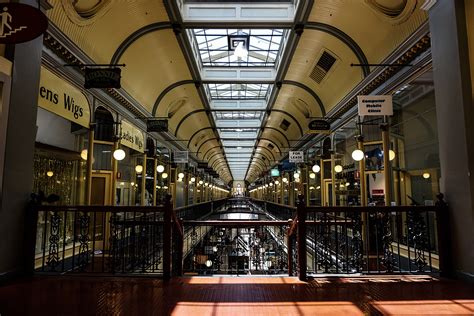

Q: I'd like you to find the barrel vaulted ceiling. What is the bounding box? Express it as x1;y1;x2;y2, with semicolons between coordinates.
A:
46;0;428;184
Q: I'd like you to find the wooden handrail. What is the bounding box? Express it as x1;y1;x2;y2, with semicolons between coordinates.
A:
36;205;168;212
182;220;289;226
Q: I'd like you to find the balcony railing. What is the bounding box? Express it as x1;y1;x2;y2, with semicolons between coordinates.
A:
31;196;450;280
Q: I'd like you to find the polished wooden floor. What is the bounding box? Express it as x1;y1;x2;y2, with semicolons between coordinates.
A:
0;275;474;315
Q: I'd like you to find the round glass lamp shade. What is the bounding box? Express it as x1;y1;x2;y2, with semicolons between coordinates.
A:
113;149;126;161
294;172;300;179
334;165;343;173
178;172;184;179
205;260;213;267
46;171;54;177
269;182;273;187
282;177;288;183
274;180;279;185
135;165;143;174
389;150;396;161
199;180;203;185
161;172;168;179
309;172;316;179
351;149;364;161
423;172;431;179
312;164;321;173
156;165;165;173
191;177;196;183
80;149;88;160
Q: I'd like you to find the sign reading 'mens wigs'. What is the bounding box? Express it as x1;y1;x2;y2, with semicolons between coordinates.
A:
0;3;48;44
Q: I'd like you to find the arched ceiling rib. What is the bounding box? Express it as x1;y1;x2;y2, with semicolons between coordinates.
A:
47;0;428;185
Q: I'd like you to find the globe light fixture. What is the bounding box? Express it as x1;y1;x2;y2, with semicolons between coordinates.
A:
178;172;185;179
265;184;268;187
113;148;126;161
191;177;196;183
162;172;168;179
46;171;54;177
80;149;88;161
309;172;316;179
334;165;343;173
269;182;273;187
282;177;288;183
351;149;364;161
312;164;321;173
294;172;300;179
135;165;143;174
423;172;430;179
199;180;204;185
205;260;213;267
274;180;279;185
156;165;165;173
389;150;396;161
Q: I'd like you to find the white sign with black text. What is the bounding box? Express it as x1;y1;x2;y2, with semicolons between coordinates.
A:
289;151;304;163
357;95;393;116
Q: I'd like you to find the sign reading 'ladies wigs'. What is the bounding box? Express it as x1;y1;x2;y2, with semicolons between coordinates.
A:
0;3;48;44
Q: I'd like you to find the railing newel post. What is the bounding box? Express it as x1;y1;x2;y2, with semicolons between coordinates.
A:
435;193;451;277
297;194;307;281
287;219;293;276
176;218;184;276
163;194;172;280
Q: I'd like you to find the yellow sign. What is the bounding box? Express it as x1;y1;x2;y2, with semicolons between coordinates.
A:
121;120;145;153
38;66;91;128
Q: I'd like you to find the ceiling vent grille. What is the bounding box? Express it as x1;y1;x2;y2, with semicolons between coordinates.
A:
279;118;291;131
309;51;337;84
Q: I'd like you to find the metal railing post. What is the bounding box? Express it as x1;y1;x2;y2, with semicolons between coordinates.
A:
163;194;172;280
297;194;307;281
287;219;293;276
436;194;451;277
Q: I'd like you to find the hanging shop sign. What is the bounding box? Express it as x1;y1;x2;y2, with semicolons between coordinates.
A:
289;151;304;163
121;120;144;153
38;66;91;128
197;162;208;169
147;119;168;133
174;151;189;163
84;68;121;89
357;95;393;116
0;3;48;44
307;119;331;134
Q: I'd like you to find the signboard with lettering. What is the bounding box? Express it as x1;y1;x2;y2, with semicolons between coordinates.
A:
289;151;304;163
0;3;48;44
120;120;144;153
307;119;331;134
357;95;393;116
147;119;168;133
174;151;188;163
84;68;121;89
38;66;91;128
197;162;208;169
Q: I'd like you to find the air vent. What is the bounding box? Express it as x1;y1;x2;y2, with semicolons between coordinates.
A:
280;119;291;131
267;143;274;150
309;51;337;84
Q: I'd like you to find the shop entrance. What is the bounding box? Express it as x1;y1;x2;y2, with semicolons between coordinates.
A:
91;173;112;205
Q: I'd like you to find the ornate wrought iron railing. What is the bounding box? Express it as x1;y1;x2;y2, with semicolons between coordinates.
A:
250;198;296;220
174;198;228;220
32;198;173;277
175;220;292;275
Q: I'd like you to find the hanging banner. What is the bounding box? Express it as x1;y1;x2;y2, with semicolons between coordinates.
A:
121;120;144;153
289;151;304;163
0;3;48;44
357;95;393;116
38;66;91;128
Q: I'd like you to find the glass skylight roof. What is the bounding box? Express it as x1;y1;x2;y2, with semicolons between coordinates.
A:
193;29;284;67
213;111;264;120
207;83;271;100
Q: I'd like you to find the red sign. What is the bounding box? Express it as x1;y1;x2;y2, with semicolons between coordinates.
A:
0;3;48;44
372;189;384;195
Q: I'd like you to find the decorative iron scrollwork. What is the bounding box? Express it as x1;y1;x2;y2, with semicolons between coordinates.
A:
407;210;427;272
381;212;394;272
108;213;120;273
350;213;363;272
77;212;90;270
46;211;61;270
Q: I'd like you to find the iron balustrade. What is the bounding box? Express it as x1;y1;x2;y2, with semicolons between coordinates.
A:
175;220;291;275
250;198;297;220
174;198;228;220
32;199;172;277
